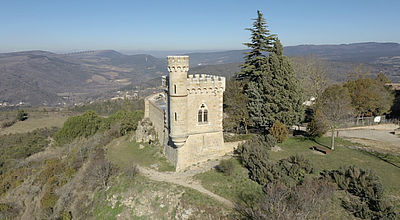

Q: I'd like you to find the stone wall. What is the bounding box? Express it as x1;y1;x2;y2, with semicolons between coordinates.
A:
146;93;167;145
186;88;224;135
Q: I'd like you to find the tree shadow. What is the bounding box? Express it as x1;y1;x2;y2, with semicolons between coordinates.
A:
311;138;330;149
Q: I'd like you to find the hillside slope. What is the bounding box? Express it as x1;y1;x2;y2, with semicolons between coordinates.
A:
1;42;399;106
0;50;167;106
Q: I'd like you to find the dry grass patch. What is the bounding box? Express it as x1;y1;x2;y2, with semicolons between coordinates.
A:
0;112;70;135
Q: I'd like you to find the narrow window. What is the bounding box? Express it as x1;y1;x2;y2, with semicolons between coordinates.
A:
203;110;208;122
174;85;177;94
174;112;177;121
198;110;203;122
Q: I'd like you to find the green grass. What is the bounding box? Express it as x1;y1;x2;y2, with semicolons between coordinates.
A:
196;136;400;204
271;136;400;196
106;137;175;172
93;174;228;219
195;158;262;203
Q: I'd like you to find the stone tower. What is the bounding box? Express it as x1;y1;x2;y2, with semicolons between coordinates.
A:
143;55;237;171
167;56;189;147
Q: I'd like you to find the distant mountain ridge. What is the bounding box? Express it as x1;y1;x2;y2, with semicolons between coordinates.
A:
1;42;399;106
185;42;400;66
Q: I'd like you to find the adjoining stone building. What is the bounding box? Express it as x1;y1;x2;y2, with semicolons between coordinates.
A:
143;56;235;171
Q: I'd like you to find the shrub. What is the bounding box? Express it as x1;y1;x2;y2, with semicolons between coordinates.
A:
102;110;143;136
237;135;275;185
16;109;28;121
322;166;399;219
0;202;18;219
40;189;58;213
307;109;328;137
53;110;103;145
0;119;16;128
125;163;139;179
257;155;314;187
217;159;235;176
269;121;288;143
0;128;56;175
236;178;336;219
60;211;73;220
92;147;115;187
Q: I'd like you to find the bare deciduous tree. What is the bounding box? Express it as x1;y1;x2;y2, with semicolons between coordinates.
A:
291;55;331;99
94;159;113;187
317;84;354;150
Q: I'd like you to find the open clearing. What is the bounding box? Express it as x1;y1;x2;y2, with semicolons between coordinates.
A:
0;111;70;135
271;137;400;196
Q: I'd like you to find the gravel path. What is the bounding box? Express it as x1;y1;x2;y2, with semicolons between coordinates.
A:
339;129;400;146
338;124;400;154
138;162;235;208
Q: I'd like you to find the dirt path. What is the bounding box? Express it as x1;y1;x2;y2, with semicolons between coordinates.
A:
138;160;235;208
337;123;400;154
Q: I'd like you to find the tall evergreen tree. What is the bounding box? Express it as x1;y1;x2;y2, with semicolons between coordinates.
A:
246;39;305;130
236;10;275;82
237;11;305;131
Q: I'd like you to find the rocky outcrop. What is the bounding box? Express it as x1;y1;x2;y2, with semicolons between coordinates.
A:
135;118;156;144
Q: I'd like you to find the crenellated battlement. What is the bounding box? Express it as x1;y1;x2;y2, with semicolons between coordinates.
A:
167;56;189;72
186;74;225;94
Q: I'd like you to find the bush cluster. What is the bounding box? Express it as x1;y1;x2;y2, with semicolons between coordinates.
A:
53;110;103;146
322;166;398;219
236;178;336;219
237;135;275;185
102;110;143;136
0;119;16;128
238;133;313;187
0;167;30;197
0;202;18;219
53;110;143;146
0;127;57;175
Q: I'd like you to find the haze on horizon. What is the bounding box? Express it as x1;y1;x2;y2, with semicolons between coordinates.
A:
1;0;399;53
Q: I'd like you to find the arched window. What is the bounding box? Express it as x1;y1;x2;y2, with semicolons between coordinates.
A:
197;104;208;123
198;110;202;122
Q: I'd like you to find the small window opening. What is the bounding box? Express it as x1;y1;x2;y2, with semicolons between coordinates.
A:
174;85;177;94
198;104;208;123
174;112;177;121
198;110;202;122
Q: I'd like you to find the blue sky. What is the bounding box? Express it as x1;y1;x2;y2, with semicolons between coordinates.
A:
1;0;399;52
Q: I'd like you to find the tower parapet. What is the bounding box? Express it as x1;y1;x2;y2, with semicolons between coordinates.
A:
167;56;189;73
187;74;225;94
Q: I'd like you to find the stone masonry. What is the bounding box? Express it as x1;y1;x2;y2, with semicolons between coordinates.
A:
143;56;235;171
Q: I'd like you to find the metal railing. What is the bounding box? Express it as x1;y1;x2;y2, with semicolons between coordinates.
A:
339;116;400;128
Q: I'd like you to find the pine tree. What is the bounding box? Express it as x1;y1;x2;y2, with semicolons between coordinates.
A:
245;38;305;130
236;10;275;82
237;11;305;131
